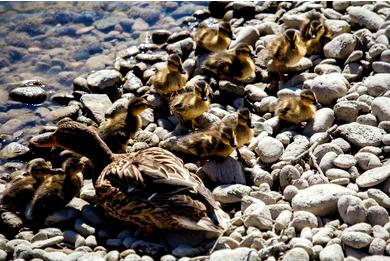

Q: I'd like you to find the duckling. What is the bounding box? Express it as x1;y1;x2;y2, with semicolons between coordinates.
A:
194;21;234;54
30;120;229;233
26;156;84;221
98;97;149;153
170;80;211;129
149;54;188;97
203;43;256;84
170;125;237;160
0;158;53;212
267;29;306;78
300;10;330;55
235;108;254;148
275;89;317;125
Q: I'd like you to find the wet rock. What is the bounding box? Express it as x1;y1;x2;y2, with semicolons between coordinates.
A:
10;86;47;104
86;69;122;92
213;184;252;204
338;195;367;225
337;123;385;148
323;33;357;60
199;157;246;185
292;184;356;216
364;74;390;97
48;103;81;121
311;73;349;106
348;6;385;32
80;94;112;124
256;136;284;164
357;166;390;188
0;142;30;160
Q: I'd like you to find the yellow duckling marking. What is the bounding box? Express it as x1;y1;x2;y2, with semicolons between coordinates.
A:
275;89;317;125
301;10;332;55
195;21;234;53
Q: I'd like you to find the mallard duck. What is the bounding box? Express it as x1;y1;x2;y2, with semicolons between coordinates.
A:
30;120;228;233
170;80;211;129
300;10;330;55
168;125;237;160
267;29;306;77
194;21;234;54
202;43;256;84
275;89;317;125
149;54;188;97
98;97;149;153
0;158;52;212
25;156;84;221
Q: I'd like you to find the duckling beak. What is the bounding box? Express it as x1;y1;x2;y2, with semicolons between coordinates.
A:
202;96;209;101
231;33;236;40
30;132;56;147
230;138;237;148
178;66;186;74
315;102;322;109
248;120;254;129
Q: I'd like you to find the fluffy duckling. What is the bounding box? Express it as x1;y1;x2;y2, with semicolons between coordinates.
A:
235;108;254;147
26;157;84;221
267;29;306;77
203;43;256;83
0;158;53;212
98;97;149;153
171;125;237;160
170;80;211;129
275;89;317;125
149;54;188;97
194;21;234;54
301;10;330;55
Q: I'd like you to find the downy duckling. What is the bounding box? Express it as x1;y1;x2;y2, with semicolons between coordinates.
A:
301;11;330;55
267;29;306;78
98;97;149;153
194;21;234;54
235;108;254;148
203;43;256;83
0;158;53;212
172;125;237;160
275;89;317;125
26;157;84;221
149;54;188;97
170;80;211;129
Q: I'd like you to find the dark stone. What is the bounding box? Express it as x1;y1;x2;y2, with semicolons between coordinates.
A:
152;30;171;45
9;80;47;104
208;1;230;18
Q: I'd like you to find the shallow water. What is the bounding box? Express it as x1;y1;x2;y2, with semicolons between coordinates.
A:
0;1;207;168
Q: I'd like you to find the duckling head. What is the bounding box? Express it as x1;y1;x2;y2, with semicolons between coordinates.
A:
167;54;185;74
235;43;254;57
221;126;237;148
27;158;52;181
237;108;254;128
194;80;210;101
284;29;301;50
300;89;317;105
219;21;234;40
128;97;149;115
308;20;325;39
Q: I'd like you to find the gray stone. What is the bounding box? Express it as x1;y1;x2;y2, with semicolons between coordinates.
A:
356;166;390;188
333;154;356;169
326;168;351;180
199;157;246;185
311;73;349;106
367;188;390;209
337;123;385;148
256;136;284;163
365;74;390;97
219;80;246;96
86;69;122;92
292;184;356;216
345;50;364;64
341;231;373;249
230;26;259;49
355;152;382;171
213;184;252;204
348;6;385;32
320;244;344;261
372;96;390;122
367;206;389;226
44;208;80;226
324;33;357;60
281;135;310;161
10;86;47;104
373;62;390;74
63;230;85;247
80;94;112;124
304;108;335;135
325;19;351;37
209;247;259;261
81;205;104;227
291;211;318;231
74;219;95;237
0;142;30;160
242;202;273;230
282;248;310;261
338;195;367;225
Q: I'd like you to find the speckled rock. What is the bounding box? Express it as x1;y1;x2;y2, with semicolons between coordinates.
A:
364;74;390;97
213;184;252;204
372;96;390;122
80;94;112;124
341;231;373;249
333;154;357;169
292;184;356;216
337;123;385;148
9;86;47;104
347;6;385;32
356;166;390;188
355;152;382;171
242;202;273;230
0;142;30;160
319;244;344;261
256;136;284;163
282;248;309;261
323;33;357;60
290;211;318;231
304;108;335;135
86;69;122;92
337;195;367;225
209;247;259;261
310;73;349;106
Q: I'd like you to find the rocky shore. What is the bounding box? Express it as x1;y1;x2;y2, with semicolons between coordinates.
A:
2;1;390;261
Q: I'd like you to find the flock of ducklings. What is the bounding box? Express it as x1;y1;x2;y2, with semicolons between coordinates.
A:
0;10;333;239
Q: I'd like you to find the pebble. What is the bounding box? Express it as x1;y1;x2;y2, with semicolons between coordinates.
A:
63;230;85;248
282;248;309;261
364;74;390;97
337;123;385;148
74;219;95;237
44;208;80;226
341;231;373;249
319;244;344;261
369;238;386;255
292;184;356;216
356;165;390;188
372;96;390;122
200;157;246;185
242;202;273;230
213;184;252;204
310;73;349;106
290;211;318;231
256;136;284;164
323;33;357;60
0;142;30;160
367;206;389;226
86;69;122;92
209;247;259;261
337;195;367;225
304;108;334;135
348;6;385;32
333;154;356;169
9;86;47;104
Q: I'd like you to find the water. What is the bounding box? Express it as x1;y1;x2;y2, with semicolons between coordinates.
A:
0;1;207;169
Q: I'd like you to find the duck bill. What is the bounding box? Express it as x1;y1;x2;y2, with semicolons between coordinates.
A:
230;139;237;148
178;66;185;74
230;33;236;40
248;120;254;129
30;132;56;147
202;96;209;101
